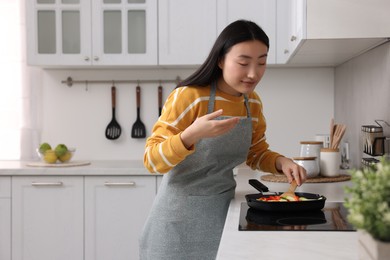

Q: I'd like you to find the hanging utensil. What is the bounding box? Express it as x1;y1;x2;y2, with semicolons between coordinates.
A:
105;85;122;140
158;85;163;116
131;85;146;138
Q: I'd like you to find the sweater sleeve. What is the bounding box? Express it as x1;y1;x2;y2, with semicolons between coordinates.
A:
144;87;201;174
245;92;283;174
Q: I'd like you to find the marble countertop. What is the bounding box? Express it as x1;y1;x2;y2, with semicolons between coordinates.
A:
0;160;155;176
217;167;358;260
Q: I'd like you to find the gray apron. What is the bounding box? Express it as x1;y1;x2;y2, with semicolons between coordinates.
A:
140;82;252;260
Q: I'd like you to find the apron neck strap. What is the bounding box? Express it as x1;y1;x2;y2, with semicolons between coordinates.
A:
208;81;251;118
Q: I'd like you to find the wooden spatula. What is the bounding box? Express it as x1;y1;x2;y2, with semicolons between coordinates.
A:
280;180;298;199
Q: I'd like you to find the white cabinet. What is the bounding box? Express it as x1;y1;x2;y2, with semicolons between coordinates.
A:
159;0;277;66
158;0;218;65
12;176;84;260
276;0;305;64
217;0;277;64
276;0;390;66
0;177;11;260
27;0;157;66
85;176;155;260
91;0;157;66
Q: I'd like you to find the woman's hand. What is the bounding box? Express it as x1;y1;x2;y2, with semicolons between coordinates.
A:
275;157;307;186
180;109;239;149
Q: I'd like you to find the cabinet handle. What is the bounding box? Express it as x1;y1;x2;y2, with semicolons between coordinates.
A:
93;56;99;61
284;49;289;54
31;182;63;186
104;181;136;187
290;35;297;41
84;56;90;61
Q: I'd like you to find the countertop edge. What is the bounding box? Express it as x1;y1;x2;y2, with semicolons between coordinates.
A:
0;160;162;176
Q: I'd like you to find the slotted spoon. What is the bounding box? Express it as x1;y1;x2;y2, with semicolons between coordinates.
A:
105;86;122;140
131;86;146;138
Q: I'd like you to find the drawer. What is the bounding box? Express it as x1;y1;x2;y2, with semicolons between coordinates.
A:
0;177;11;198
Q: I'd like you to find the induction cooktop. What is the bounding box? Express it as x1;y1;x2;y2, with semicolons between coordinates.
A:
239;202;356;231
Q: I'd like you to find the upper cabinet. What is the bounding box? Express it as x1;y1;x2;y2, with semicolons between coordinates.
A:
26;0;157;66
217;0;276;64
158;0;218;66
277;0;390;66
27;0;390;67
158;0;277;66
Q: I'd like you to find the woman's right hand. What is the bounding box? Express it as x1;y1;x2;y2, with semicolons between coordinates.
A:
180;109;239;149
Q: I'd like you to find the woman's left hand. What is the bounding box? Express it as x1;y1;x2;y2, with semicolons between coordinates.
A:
275;157;307;186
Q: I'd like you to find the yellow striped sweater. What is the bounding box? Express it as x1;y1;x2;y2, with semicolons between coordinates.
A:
144;85;282;174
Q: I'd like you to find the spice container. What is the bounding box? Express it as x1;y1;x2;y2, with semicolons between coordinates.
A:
361;125;384;156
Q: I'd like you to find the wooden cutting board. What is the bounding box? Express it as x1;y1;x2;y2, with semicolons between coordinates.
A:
26;161;91;167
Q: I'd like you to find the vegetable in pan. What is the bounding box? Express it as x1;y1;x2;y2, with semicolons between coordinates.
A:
257;195;311;202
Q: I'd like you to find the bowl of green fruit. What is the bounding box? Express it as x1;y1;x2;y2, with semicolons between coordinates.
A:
37;143;75;164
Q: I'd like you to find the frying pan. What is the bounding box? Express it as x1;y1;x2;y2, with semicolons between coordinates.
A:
245;179;326;212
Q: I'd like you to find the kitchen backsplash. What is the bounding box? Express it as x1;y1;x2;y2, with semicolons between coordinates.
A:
335;41;390;169
38;67;334;161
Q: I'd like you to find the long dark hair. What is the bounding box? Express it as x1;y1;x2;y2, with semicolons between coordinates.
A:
177;20;269;88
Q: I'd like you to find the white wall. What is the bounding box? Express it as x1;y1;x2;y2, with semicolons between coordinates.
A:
39;67;334;161
335;41;390;168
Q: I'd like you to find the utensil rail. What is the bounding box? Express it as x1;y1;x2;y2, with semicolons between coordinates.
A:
61;76;181;87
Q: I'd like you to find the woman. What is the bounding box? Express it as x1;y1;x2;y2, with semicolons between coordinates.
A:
140;20;307;259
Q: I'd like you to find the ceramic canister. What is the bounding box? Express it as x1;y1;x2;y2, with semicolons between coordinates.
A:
320;148;340;177
293;156;320;178
299;141;323;172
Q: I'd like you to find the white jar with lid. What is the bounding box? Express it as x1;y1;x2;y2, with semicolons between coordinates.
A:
293;156;320;178
300;141;323;171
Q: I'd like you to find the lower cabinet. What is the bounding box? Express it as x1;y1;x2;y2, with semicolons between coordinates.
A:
0;199;11;260
11;175;157;260
12;176;84;260
85;176;155;260
0;176;11;260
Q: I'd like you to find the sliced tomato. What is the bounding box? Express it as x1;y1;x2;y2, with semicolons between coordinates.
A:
257;195;304;202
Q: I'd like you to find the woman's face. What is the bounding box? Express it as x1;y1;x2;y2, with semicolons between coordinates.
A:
218;40;268;96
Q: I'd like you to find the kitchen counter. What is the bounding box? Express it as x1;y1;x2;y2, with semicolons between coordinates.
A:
217;167;357;260
0;160;155;176
1;160;358;259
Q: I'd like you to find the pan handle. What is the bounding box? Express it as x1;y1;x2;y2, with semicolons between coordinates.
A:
249;179;269;193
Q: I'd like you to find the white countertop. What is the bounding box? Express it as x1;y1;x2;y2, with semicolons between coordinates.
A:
217;167;358;260
0;160;155;176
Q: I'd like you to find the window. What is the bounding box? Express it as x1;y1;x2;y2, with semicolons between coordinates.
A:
0;0;23;159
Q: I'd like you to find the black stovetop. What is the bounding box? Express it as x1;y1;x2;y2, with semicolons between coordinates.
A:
239;202;356;231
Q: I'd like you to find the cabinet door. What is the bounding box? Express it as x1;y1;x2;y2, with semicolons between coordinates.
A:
276;0;306;63
26;0;92;66
85;176;155;260
12;176;84;260
0;177;11;260
0;200;10;260
91;0;158;65
217;0;276;64
158;0;217;65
